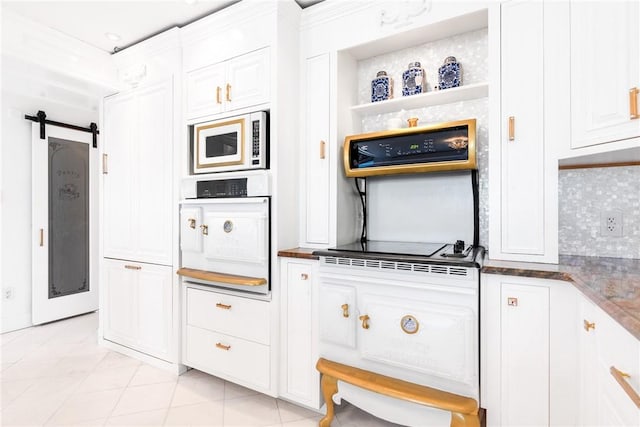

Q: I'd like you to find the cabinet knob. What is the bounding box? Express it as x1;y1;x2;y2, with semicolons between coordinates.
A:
200;224;208;235
630;87;639;120
215;342;231;351
507;297;518;307
583;319;596;331
359;314;370;329
300;273;309;280
188;218;196;229
216;303;232;310
341;303;349;318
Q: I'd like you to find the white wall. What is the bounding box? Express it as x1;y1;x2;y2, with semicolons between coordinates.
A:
1;56;106;332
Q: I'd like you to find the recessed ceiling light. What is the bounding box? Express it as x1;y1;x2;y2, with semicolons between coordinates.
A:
105;32;121;42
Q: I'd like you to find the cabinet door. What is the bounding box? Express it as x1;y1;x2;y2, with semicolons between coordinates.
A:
500;282;550;426
500;1;545;256
226;47;270;112
136;263;172;360
303;53;331;245
280;260;320;408
103;259;138;349
571;1;640;148
135;81;173;265
579;298;599;426
186;62;225;119
319;282;356;348
103;93;136;260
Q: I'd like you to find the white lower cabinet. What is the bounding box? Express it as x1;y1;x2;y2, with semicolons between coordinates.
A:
279;258;321;410
318;282;356;349
481;274;579;427
182;285;272;394
102;259;172;362
579;297;640;427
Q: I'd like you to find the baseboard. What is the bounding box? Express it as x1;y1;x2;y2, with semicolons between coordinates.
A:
98;337;187;375
1;312;32;333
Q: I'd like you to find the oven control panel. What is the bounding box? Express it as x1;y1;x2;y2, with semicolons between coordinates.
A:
197;178;247;198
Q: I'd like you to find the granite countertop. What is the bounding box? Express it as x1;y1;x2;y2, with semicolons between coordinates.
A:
483;255;640;341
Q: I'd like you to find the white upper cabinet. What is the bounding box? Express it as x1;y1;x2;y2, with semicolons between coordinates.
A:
570;1;640;151
489;1;564;263
185;48;270;120
103;79;173;265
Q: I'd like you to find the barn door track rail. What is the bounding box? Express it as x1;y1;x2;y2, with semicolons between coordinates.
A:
25;110;99;148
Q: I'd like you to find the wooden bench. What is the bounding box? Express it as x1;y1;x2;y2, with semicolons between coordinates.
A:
316;357;483;427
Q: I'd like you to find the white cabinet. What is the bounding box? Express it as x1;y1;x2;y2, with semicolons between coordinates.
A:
279;258;322;410
318;282;357;349
102;259;172;362
489;1;561;263
579;297;640;427
185;47;270;120
481;273;579;427
301;53;331;245
103;79;173;266
570;1;640;150
182;285;272;394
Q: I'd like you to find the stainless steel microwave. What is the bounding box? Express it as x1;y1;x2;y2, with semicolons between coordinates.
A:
193;111;268;174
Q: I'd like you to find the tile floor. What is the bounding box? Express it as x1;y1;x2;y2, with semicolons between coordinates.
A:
1;312;401;426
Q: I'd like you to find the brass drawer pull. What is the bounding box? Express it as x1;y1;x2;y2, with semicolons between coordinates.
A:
611;366;640;409
226;83;232;102
125;265;142;270
630;87;639;120
341;304;349;318
188;218;196;229
39;228;44;247
102;153;108;174
215;303;232;310
216;86;222;104
359;314;370;329
320;140;326;159
508;116;515;141
583;319;596;331
200;224;208;235
216;342;231;351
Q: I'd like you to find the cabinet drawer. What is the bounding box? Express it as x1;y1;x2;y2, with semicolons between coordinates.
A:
186;287;269;345
185;325;270;390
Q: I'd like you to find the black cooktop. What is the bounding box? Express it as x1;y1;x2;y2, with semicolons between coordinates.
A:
313;240;485;268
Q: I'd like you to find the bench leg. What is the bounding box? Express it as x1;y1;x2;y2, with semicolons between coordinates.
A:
319;374;338;427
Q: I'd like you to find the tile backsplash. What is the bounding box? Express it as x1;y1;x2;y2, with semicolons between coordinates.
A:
559;165;640;259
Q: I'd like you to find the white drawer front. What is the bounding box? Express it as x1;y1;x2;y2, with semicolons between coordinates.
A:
185;325;270;390
186;287;269;345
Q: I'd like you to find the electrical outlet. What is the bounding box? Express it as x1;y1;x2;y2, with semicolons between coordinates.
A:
3;287;15;300
601;210;623;237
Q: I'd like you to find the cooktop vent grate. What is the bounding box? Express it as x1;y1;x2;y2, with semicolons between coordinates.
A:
322;257;470;277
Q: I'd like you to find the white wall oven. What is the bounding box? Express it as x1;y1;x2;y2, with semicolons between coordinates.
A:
193;111;267;174
178;175;270;295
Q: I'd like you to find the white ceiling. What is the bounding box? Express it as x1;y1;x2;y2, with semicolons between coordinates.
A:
1;0;323;54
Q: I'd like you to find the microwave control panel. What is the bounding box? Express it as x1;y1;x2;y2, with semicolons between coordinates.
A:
197;178;247;198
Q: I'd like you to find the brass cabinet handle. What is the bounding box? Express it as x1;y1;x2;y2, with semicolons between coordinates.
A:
611;366;640;409
215;303;232;310
508;116;515;141
216;342;231;351
341;304;349;318
300;273;309;280
216;86;222;104
124;265;142;270
583;319;596;331
226;83;232;102
200;224;208;235
630;87;639;120
188;218;196;229
359;314;370;329
39;228;44;247
102;153;108;174
320;140;326;159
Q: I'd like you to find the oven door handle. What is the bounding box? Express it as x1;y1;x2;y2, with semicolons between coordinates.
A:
177;267;267;287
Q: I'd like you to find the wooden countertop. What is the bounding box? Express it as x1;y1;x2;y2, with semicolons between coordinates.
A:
277;247;319;260
483;256;640;341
